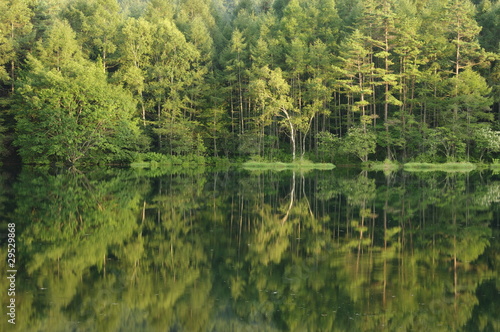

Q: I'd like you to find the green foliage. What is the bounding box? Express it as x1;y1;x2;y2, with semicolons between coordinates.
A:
473;126;500;161
316;131;340;162
403;162;477;172
242;159;335;171
13;56;146;164
0;0;33;86
342;126;377;162
363;158;401;172
61;0;122;69
448;68;493;123
133;151;206;167
0;0;499;164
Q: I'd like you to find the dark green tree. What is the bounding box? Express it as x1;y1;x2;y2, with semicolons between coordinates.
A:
13;21;146;164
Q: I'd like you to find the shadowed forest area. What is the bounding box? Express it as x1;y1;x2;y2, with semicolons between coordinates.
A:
0;0;499;165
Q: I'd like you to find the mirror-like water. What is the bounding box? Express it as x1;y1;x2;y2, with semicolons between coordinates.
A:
1;167;499;331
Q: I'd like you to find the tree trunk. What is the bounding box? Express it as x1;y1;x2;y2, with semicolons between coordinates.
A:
281;107;296;161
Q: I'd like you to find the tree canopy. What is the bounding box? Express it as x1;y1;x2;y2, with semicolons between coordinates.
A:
0;0;499;164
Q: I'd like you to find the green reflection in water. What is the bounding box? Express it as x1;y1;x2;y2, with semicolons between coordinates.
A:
0;168;499;331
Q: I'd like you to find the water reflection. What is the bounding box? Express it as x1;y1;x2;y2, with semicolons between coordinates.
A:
1;168;499;331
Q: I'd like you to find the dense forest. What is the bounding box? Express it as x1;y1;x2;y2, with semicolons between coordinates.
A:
0;0;499;165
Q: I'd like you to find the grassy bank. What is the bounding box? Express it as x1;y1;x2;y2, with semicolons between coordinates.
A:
242;159;335;171
129;155;500;174
403;162;477;172
130;152;205;167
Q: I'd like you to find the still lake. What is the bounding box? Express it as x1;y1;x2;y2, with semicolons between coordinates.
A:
1;166;499;331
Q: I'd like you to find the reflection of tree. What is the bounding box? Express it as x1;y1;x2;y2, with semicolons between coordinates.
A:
0;169;498;331
1;168;149;331
465;224;500;331
2;168;216;332
115;171;213;332
213;170;498;332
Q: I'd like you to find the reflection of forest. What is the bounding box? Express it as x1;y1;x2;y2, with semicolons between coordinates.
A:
1;168;499;331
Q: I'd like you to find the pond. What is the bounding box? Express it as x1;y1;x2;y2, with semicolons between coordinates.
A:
0;166;499;331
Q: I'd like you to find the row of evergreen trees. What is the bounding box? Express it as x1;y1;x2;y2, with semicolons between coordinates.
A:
1;0;499;164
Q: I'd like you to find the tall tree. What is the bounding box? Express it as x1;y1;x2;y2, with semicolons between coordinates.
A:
0;0;33;92
340;29;375;134
446;0;485;78
115;17;153;126
35;19;83;71
61;0;123;71
248;66;297;159
145;13;203;155
14;57;145;164
224;29;248;136
359;0;401;159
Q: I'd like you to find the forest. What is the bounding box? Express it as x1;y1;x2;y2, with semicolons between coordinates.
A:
0;0;499;165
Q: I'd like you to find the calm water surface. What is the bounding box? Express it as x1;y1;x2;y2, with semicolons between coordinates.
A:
0;167;499;331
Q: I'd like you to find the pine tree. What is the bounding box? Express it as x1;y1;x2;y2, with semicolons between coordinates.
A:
116;17;153;126
0;0;33;92
61;0;122;71
340;29;375;134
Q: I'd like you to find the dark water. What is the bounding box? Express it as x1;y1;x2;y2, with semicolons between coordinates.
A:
0;166;499;331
